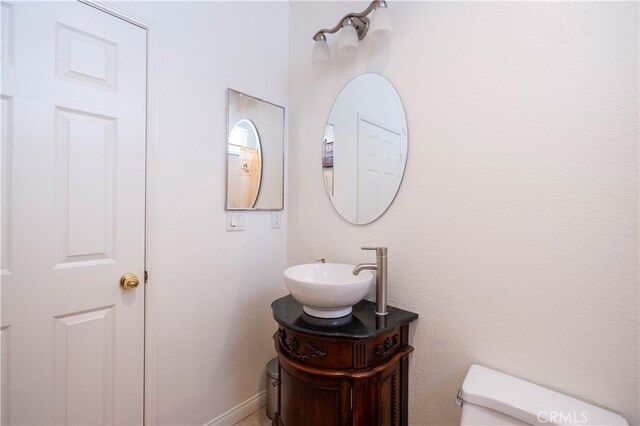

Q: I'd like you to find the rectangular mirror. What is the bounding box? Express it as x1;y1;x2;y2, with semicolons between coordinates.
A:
226;89;284;210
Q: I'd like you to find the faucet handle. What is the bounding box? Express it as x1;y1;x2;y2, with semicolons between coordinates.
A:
361;246;388;255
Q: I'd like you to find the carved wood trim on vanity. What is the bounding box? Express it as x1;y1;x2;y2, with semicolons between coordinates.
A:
277;343;413;379
375;334;400;357
278;329;328;361
276;327;409;371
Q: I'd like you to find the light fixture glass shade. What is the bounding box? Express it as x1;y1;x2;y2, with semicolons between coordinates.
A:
369;6;392;41
338;21;359;57
311;38;331;66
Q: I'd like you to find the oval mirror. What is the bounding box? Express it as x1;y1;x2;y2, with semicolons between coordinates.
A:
323;74;408;224
227;118;262;209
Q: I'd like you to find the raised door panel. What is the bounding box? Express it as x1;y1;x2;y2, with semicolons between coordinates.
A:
351;361;401;426
375;361;401;426
1;95;12;275
54;107;116;268
53;306;115;425
56;23;117;91
1;325;10;425
357;117;402;224
279;365;351;426
1;2;13;65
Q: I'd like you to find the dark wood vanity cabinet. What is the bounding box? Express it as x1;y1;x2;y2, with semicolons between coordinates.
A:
271;296;418;426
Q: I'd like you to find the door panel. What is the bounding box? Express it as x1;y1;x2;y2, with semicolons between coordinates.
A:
1;3;12;65
376;362;400;426
54;107;116;267
53;306;115;425
279;365;352;426
1;2;146;424
56;22;117;90
357;117;403;224
0;326;8;426
1;95;12;275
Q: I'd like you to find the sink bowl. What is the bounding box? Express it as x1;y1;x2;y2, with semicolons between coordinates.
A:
284;263;375;318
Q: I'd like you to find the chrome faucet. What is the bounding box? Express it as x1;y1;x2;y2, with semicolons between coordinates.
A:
353;247;388;315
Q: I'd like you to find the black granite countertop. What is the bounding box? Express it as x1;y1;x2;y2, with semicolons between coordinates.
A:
271;295;418;339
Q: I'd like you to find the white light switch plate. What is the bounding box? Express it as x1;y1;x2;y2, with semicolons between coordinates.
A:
227;212;245;231
271;211;282;229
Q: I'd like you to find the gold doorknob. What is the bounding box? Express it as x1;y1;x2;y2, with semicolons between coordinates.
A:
120;273;140;290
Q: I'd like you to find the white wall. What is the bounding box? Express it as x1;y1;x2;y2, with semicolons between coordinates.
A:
288;2;639;425
118;2;288;424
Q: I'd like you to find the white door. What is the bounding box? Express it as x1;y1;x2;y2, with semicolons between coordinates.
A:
357;117;403;224
1;2;147;424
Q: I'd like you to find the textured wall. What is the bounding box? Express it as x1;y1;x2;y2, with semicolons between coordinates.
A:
288;2;639;425
118;2;288;424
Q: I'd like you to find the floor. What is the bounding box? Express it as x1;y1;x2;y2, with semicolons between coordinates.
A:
234;407;272;426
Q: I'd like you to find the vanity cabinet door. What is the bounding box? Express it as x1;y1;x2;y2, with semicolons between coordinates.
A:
374;360;402;426
279;362;352;426
351;358;402;426
277;354;410;426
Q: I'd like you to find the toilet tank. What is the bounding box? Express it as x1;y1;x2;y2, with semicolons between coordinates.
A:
458;365;628;426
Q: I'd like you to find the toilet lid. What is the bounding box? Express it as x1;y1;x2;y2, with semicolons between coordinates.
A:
460;365;628;426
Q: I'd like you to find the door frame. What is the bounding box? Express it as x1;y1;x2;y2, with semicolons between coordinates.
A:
76;1;158;424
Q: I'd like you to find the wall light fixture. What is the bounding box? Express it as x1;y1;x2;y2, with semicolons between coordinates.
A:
311;0;392;66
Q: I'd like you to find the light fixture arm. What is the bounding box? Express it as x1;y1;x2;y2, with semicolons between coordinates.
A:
312;0;387;42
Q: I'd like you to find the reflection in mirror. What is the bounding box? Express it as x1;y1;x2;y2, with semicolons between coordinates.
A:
323;74;407;224
227;119;262;208
322;124;335;197
227;89;284;210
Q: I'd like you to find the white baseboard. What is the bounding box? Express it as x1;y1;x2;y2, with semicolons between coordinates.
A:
205;390;267;426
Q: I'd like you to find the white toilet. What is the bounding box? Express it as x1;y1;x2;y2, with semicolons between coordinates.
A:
457;365;628;425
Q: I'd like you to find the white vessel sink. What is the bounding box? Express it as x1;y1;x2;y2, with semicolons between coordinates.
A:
284;263;375;318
